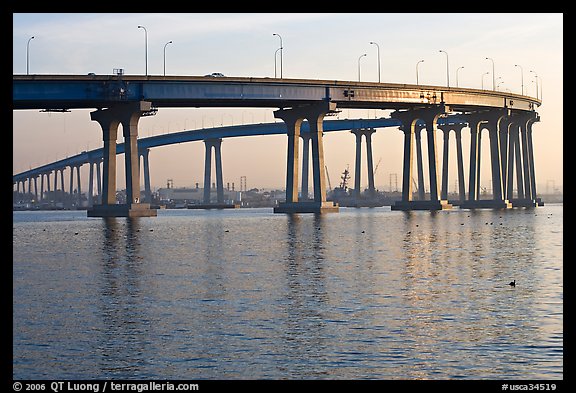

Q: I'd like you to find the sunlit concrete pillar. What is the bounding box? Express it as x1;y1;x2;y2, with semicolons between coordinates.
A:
454;125;467;202
140;148;151;203
506;122;519;200
513;123;525;199
519;121;532;200
308;105;331;204
274;108;303;204
90;111;119;205
88;101;156;217
274;101;338;213
414;124;426;200
300;133;311;200
526;114;540;201
391;104;450;210
203;139;214;204
499;117;511;198
486;120;504;201
440;126;450;200
365;128;376;198
465;115;484;202
214;139;224;203
424;113;441;202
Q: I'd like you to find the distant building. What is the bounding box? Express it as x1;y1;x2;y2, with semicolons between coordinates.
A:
157;186;240;207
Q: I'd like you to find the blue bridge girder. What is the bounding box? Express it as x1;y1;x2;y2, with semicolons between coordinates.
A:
12;116;469;183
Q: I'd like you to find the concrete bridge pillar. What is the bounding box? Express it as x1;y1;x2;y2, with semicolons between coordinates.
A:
60;169;65;205
88;101;156;217
76;164;82;207
68;166;75;208
507;112;540;207
351;128;376;201
300;133;311;201
96;160;102;204
39;173;45;202
527;114;540;204
414;124;426;200
454;126;467;202
391;104;451;210
274;101;338;213
461;109;511;209
88;161;95;207
437;123;467;203
203;138;224;204
140;148;152;203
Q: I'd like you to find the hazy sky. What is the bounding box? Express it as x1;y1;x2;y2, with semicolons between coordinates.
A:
13;13;563;194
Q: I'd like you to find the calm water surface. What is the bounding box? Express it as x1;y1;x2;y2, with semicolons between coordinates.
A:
13;205;563;379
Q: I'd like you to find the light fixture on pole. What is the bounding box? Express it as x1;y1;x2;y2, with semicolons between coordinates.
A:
485;57;495;91
26;36;35;75
369;41;381;83
137;25;148;76
530;70;539;99
274;47;281;78
163;40;173;76
514;64;524;95
456;66;464;87
273;33;283;78
358;53;367;82
481;71;490;90
439;50;449;87
416;59;424;85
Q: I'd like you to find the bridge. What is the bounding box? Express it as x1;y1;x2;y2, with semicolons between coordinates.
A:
13;74;541;216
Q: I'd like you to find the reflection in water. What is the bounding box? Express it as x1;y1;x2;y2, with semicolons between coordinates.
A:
282;214;329;377
12;206;563;379
98;217;149;377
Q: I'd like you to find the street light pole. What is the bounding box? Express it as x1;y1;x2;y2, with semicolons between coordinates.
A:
481;71;490;90
369;41;381;83
163;40;173;76
274;47;281;78
456;66;464;87
485;57;495;91
273;33;283;78
530;70;539;99
138;25;148;76
358;53;367;82
416;59;424;85
514;64;524;95
26;36;34;75
439;50;449;87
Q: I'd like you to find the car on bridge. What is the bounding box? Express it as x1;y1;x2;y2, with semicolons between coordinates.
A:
204;72;225;77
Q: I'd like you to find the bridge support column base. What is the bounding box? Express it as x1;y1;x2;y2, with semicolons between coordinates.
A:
274;201;339;214
87;203;158;217
459;200;512;210
391;200;452;211
509;198;538;208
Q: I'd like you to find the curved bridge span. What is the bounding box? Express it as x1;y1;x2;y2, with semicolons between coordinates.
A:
13;75;541;215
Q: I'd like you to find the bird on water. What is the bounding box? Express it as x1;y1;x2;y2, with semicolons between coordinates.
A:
509;280;516;287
